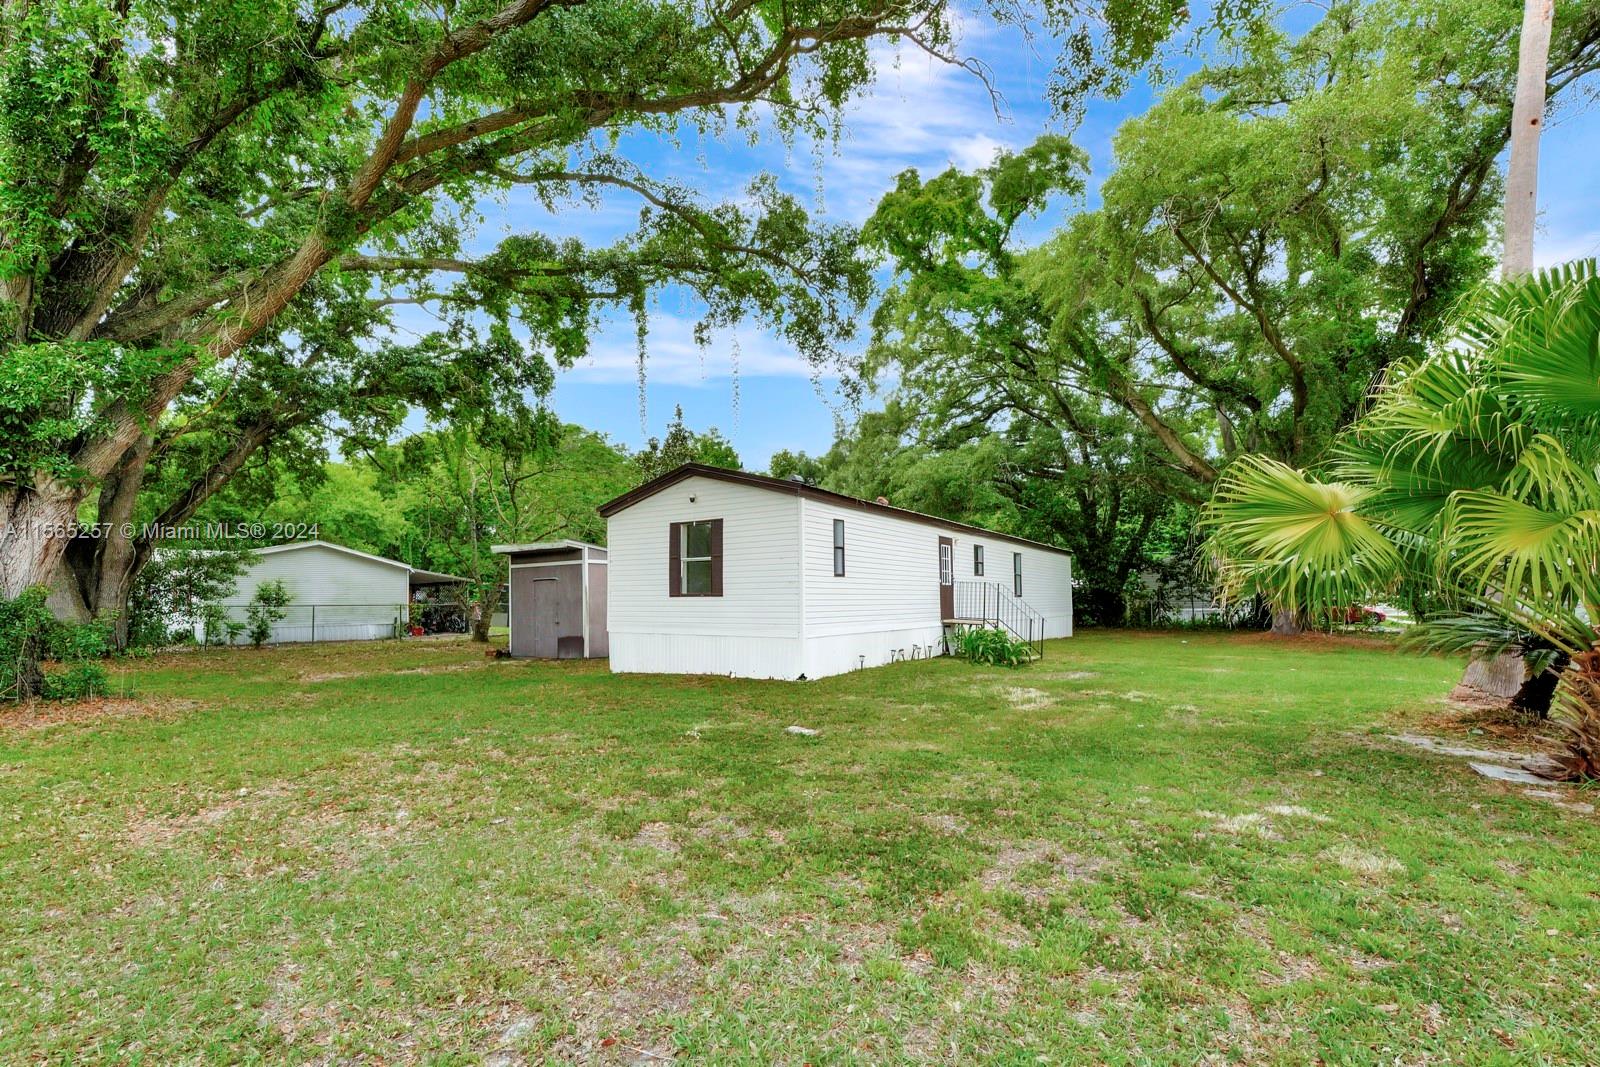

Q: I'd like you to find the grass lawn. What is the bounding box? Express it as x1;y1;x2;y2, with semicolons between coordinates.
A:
3;633;1597;1064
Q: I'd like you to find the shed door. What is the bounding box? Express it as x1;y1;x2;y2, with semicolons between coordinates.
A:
938;536;954;620
511;563;584;658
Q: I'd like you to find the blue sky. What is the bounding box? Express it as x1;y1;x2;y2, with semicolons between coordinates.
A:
395;8;1600;470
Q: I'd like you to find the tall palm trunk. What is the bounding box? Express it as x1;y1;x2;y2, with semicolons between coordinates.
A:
1502;0;1554;278
1453;0;1556;699
1271;606;1306;636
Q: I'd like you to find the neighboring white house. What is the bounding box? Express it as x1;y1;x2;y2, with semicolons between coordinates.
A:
599;465;1073;680
210;541;465;643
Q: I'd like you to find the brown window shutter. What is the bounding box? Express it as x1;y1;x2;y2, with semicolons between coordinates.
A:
668;522;682;597
709;518;724;596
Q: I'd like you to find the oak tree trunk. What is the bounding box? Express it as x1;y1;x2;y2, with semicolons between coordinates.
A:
0;484;84;600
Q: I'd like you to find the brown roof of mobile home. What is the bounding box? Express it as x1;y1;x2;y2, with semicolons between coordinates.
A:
597;464;1072;556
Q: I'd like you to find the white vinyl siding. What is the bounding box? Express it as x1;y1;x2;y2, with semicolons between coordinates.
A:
799;497;944;638
607;475;803;678
604;474;1073;680
1009;544;1074;639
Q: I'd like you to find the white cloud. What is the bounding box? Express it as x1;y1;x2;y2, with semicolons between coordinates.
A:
806;40;1022;217
947;131;1008;171
1534;228;1600;269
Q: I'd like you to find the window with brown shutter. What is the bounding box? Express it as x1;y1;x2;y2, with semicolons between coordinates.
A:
709;518;723;596
670;519;723;597
668;522;682;596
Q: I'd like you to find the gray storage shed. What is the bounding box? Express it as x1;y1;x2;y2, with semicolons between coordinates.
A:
492;541;608;659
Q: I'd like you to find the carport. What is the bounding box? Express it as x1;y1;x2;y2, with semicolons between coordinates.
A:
492;541;608;659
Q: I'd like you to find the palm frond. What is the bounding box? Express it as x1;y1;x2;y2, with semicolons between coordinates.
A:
1451;261;1600;434
1201;456;1402;613
1401;614;1526;660
1445;488;1600;610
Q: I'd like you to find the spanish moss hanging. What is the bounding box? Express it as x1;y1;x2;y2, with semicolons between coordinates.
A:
729;331;740;428
631;289;648;433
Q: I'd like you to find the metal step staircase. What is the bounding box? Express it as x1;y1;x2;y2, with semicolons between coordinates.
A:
943;580;1047;660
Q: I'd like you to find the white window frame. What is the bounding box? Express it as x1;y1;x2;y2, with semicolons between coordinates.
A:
682;521;715;595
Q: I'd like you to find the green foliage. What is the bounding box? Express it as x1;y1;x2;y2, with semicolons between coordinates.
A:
0;589;52;700
0;341;186;482
1202;455;1403;611
767;449;826;485
1203;263;1600;777
198;603;240;648
956;625;1033;668
0;587;111;701
635;406;740;481
1024;0;1600;480
127;547;248;648
44;663;109;700
0;0;1226;614
858;0;1600;628
244;581;292;649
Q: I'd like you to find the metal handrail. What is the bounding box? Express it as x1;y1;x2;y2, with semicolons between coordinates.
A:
949;580;1046;658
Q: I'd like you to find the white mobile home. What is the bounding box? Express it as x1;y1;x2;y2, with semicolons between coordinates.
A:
213;541;465;643
598;465;1073;680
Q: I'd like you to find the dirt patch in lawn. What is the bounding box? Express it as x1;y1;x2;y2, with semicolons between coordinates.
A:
980;840;1106;903
0;696;196;732
1322;844;1403;878
997;687;1053;711
1414;703;1564;749
1231;631;1400;652
126;782;299;846
632;822;681;855
395;661;491;676
297;670;368;683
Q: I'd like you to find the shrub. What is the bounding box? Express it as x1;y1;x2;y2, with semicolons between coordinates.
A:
198;602;231;646
0;588;52;699
128;546;248;648
957;626;1032;668
245;580;292;648
1;587;113;701
45;662;108;700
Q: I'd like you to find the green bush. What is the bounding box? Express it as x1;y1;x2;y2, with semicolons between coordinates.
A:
128;546;248;648
1;587;114;701
245;580;293;648
957;626;1033;668
45;662;109;700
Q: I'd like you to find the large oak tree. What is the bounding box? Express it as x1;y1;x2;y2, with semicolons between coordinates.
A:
1;0;1215;619
860;0;1600;624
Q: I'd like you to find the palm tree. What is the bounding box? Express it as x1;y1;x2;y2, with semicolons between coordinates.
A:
1202;262;1600;780
1503;0;1555;278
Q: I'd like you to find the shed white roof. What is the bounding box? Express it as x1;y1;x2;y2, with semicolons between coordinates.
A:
491;540;605;555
